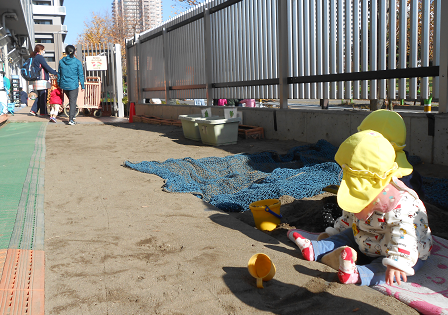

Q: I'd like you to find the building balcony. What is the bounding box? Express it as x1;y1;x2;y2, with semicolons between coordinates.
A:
32;5;66;16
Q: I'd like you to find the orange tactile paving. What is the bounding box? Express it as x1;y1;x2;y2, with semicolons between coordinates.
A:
0;249;44;315
0;249;7;279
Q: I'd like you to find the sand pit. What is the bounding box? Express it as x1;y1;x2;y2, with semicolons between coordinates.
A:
44;122;448;314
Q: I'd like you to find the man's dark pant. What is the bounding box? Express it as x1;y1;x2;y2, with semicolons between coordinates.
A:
64;89;79;121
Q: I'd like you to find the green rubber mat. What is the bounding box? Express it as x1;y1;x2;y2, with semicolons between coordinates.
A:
0;122;46;250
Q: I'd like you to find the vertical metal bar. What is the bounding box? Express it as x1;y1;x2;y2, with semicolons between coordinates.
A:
162;28;170;103
191;22;195;87
433;0;441;100
260;0;267;98
100;44;107;106
398;0;407;99
233;4;240;98
247;1;253;97
440;0;448;112
288;0;294;99
345;0;352;100
409;0;418;100
231;5;236;98
361;0;368;99
378;0;386;99
353;0;360;99
330;0;337;98
234;1;240;97
222;7;228;98
304;0;310;98
420;0;430;101
242;1;248;97
323;0;330;99
278;0;289;108
110;43;117;115
254;1;260;98
262;0;268;98
369;0;378;100
298;0;305;98
316;0;323;99
215;11;221;99
388;0;397;100
211;11;218;99
204;8;213;105
273;0;279;97
136;40;143;106
337;0;344;99
267;0;274;98
310;0;317;98
291;0;297;99
115;44;124;117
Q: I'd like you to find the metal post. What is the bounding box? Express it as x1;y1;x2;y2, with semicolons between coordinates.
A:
162;28;170;104
439;0;448;113
278;0;288;109
3;45;10;79
369;0;378;101
76;44;83;64
115;44;124;117
420;0;430;101
203;8;213;106
433;0;441;100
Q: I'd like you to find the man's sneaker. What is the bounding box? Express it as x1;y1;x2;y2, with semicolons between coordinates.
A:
29;111;36;116
68;120;77;125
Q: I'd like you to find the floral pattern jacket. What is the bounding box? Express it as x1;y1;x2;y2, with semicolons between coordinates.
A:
325;177;433;275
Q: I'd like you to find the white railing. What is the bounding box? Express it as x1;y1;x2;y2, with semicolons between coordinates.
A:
126;0;447;113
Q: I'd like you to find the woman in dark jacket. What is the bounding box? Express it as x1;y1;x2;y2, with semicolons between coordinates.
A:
29;44;58;116
58;45;84;125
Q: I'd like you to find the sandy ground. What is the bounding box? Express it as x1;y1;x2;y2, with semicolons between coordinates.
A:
43;121;448;315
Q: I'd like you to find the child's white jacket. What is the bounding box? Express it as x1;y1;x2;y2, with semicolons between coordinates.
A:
326;178;433;275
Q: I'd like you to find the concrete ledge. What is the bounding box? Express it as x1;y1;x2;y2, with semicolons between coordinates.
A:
135;103;448;166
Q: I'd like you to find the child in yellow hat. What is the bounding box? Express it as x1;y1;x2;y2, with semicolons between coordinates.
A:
321;109;425;241
288;130;432;286
357;109;424;198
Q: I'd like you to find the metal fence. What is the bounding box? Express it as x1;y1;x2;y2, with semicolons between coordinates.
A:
126;0;448;113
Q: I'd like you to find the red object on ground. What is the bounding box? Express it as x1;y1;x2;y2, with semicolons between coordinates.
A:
129;102;136;123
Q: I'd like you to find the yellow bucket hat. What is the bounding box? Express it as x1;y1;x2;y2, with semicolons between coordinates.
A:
357;109;413;177
335;130;402;213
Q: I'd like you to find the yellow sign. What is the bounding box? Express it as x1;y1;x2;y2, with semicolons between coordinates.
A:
86;56;107;71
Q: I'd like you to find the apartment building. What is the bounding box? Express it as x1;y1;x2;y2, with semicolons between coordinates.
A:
112;0;162;38
32;0;67;69
0;0;35;91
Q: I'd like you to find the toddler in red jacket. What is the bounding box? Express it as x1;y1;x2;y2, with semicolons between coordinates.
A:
49;78;63;123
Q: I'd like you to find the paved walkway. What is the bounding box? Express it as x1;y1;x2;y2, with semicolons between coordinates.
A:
0;122;46;314
0;107;128;314
5;106;128;125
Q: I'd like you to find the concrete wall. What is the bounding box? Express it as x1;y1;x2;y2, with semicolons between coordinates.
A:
135;104;448;166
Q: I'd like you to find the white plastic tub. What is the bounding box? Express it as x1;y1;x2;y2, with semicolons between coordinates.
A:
196;117;242;146
178;114;218;141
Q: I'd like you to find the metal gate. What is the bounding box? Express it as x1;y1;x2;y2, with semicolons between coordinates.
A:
76;43;124;117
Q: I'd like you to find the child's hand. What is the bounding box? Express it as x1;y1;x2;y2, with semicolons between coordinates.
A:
386;265;407;285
